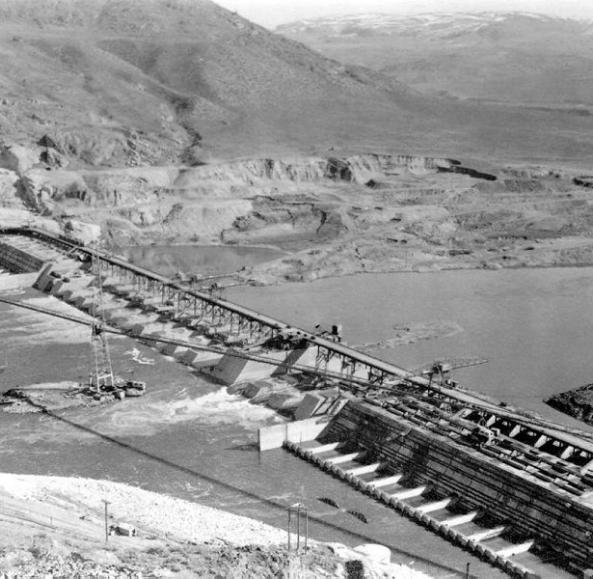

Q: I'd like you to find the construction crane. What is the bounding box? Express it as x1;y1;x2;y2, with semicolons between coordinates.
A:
88;247;115;393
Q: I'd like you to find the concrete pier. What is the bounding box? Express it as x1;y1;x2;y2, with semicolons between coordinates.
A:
258;417;330;452
0;240;46;273
179;349;223;368
206;347;294;385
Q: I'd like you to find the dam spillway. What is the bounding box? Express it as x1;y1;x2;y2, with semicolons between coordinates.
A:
1;227;593;577
273;399;593;577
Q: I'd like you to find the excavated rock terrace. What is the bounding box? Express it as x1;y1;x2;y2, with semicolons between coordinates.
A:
2;148;593;285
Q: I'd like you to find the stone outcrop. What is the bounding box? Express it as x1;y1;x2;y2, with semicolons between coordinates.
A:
546;385;593;425
0;143;39;174
62;219;101;244
173;154;458;187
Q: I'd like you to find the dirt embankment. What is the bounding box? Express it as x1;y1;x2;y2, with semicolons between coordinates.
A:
0;473;430;578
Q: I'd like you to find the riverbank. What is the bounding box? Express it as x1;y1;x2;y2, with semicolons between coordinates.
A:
0;472;431;578
241;235;593;286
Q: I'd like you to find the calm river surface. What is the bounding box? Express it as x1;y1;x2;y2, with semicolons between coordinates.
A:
229;266;593;429
3;255;592;578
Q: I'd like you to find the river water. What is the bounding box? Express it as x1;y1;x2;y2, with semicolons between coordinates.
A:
123;244;285;277
3;255;592;578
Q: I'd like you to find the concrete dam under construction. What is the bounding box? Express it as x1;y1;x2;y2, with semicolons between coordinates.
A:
2;227;593;578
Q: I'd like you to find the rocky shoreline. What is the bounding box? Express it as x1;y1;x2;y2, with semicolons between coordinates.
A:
545;384;593;426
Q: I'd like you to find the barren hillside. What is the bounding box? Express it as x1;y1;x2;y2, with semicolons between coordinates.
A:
0;1;593;167
278;12;593;108
0;0;422;166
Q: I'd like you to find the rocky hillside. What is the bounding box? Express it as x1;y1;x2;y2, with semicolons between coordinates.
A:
0;0;425;167
1;1;593;169
6;149;593;285
10;153;460;246
278;12;593;107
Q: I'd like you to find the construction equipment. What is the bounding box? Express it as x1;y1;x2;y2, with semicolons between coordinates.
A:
88;247;115;392
415;358;488;388
0;253;145;407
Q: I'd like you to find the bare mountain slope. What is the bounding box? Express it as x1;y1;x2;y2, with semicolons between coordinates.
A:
278;12;593;107
0;0;426;166
1;1;593;167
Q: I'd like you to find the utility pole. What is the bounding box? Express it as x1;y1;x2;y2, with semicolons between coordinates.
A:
102;499;111;542
287;503;308;553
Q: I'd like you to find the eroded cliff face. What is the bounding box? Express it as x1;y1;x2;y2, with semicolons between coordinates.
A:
3;149;593;284
7;153;460;246
170;154;455;185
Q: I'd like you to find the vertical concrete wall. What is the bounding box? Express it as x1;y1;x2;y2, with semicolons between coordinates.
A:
207;349;290;385
180;349;223;368
34;263;56;292
0;242;45;273
322;401;593;571
258;417;330;451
